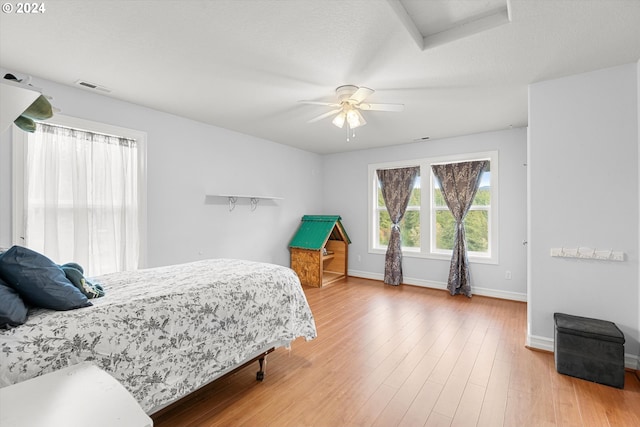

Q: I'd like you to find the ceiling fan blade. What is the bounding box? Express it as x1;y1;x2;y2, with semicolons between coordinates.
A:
299;100;340;107
307;108;342;123
348;87;374;104
358;103;404;112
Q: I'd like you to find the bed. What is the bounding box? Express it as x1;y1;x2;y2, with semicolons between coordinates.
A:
0;258;317;414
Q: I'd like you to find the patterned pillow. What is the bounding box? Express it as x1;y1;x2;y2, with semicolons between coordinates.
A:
0;246;91;311
0;277;28;328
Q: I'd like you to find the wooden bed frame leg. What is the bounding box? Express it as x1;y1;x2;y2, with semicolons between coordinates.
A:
256;355;266;381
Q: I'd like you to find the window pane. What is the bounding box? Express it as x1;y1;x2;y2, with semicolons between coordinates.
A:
465;210;489;252
435;209;455;250
473;171;491;206
378;209;420;249
401;210;420;248
408;178;421;207
434;187;447;207
435;209;489;253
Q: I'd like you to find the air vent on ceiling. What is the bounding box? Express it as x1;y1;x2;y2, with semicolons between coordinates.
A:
74;80;111;93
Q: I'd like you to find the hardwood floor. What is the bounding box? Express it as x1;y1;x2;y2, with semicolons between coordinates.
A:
152;277;640;427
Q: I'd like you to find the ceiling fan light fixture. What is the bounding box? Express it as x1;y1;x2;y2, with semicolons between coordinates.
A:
332;111;346;128
347;108;366;129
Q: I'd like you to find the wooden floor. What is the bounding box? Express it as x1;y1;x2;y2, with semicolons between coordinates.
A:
153;277;640;427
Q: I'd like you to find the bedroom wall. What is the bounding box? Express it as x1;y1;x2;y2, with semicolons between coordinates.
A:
322;127;528;301
528;62;640;366
0;70;324;269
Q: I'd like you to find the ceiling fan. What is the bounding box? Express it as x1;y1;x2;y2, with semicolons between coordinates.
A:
300;85;404;141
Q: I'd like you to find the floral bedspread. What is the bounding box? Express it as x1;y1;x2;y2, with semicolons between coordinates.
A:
0;259;317;413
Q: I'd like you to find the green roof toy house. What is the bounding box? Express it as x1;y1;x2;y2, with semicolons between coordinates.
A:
289;215;351;287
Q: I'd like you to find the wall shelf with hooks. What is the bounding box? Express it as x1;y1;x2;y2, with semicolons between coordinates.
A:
206;194;283;211
550;247;624;262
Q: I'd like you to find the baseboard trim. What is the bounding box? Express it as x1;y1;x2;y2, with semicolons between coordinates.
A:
526;334;640;370
525;345;553;355
348;269;527;302
347;270;387;283
526;334;554;352
623;354;637;371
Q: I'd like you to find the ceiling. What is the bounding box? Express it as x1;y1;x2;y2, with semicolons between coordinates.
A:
1;0;639;154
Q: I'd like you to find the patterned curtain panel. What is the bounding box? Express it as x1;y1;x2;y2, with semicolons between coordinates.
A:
377;166;420;285
431;160;487;297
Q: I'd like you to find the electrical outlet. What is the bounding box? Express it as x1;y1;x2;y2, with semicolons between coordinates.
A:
505;270;512;280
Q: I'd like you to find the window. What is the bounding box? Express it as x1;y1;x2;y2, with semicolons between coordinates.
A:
13;115;147;275
369;152;498;264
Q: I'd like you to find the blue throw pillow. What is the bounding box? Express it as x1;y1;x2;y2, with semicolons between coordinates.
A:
0;277;28;328
0;246;91;311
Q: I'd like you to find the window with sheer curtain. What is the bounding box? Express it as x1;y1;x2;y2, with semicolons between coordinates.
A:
13;118;146;275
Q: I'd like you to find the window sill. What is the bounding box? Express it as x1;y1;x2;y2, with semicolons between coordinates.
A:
369;248;498;265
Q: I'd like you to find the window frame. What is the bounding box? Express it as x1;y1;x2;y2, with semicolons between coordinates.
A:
368;151;499;265
12;114;148;269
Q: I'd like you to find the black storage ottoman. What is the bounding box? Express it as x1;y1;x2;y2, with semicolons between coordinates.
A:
554;312;625;388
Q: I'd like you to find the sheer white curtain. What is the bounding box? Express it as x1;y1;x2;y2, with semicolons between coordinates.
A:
24;122;139;275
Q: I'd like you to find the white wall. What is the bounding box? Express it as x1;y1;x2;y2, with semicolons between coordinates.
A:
0;71;323;268
528;62;640;365
322;127;528;300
